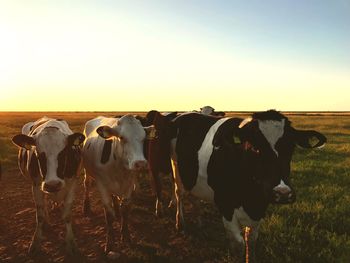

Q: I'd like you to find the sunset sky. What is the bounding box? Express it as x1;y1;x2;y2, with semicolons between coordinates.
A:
1;0;349;111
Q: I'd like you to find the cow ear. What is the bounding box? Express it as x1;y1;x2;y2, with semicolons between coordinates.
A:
144;125;157;140
12;134;36;150
96;126;118;140
68;133;85;146
293;129;327;148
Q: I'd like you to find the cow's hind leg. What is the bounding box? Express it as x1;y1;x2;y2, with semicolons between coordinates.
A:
62;180;79;256
172;160;185;231
29;185;45;255
149;169;163;217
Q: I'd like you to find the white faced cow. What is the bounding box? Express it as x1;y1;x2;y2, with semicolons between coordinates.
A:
169;110;326;261
12;117;85;256
82;115;154;258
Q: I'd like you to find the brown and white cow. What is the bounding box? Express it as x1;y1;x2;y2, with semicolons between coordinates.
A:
12;117;85;256
82;115;154;258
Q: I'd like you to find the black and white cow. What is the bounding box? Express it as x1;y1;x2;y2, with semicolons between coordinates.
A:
12;117;85;255
82;115;154;258
169;110;326;260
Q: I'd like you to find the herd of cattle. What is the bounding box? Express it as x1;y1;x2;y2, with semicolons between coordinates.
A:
6;106;326;261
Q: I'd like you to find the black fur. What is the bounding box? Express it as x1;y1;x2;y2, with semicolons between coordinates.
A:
173;113;219;190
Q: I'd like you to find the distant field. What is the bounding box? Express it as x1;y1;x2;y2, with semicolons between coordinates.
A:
0;112;349;262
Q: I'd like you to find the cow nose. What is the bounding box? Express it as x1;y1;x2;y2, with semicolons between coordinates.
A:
272;187;295;204
133;160;148;171
42;180;63;193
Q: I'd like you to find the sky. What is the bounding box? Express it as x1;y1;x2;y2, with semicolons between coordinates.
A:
1;0;349;111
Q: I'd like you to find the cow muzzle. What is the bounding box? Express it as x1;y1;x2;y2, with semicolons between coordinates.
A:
131;160;148;171
272;184;296;204
42;180;63;193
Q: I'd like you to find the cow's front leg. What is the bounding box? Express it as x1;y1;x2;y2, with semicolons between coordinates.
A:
245;224;260;263
103;206;117;257
29;185;45;255
120;199;131;243
62;182;79;256
97;183;117;256
83;172;93;216
222;216;245;261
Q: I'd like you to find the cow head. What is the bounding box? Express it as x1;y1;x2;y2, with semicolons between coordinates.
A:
200;106;215;115
12;128;85;193
213;110;326;205
96;114;155;172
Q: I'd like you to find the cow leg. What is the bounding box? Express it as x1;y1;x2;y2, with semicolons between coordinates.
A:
245;223;260;263
83;172;93;216
62;181;79;256
149;169;163;217
192;198;203;229
29;185;45;255
168;172;176;209
119;199;131;243
112;195;120;217
172;160;185;231
222;216;245;261
97;182;117;255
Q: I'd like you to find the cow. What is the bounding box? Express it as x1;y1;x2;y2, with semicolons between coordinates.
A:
200;105;226;117
141;110;178;216
82;115;155;258
11;117;85;256
169;110;326;261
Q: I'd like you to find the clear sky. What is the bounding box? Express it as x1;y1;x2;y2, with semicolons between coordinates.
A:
1;0;349;111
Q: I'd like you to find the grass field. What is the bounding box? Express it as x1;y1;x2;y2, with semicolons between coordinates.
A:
0;112;349;262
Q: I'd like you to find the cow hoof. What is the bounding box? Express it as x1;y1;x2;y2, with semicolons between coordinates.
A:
83;207;94;217
155;200;163;217
66;243;80;256
28;243;40;256
106;251;120;260
168;200;175;209
121;234;131;244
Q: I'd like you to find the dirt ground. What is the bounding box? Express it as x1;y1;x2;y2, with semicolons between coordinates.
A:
0;167;232;263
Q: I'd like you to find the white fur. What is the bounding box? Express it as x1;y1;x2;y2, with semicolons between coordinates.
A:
258;119;285;156
19;117;79;255
192;118;229;202
82;115;147;199
273;179;291;193
223;207;260;245
25;118;74;189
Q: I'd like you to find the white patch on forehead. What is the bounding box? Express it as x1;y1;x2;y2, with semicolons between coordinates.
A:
258;119;285;156
36;128;67;154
